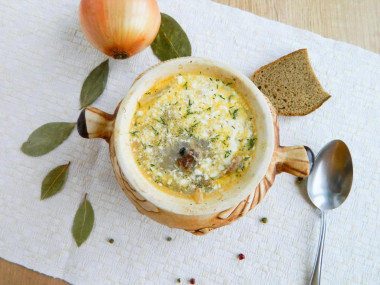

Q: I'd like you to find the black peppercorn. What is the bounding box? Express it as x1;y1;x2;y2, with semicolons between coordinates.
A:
179;147;186;156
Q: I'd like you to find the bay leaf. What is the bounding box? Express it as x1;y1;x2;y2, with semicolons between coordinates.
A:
72;193;94;247
151;13;191;61
21;122;76;156
80;59;109;109
41;162;70;200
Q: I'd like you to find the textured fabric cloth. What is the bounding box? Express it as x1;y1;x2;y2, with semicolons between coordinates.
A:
0;0;379;284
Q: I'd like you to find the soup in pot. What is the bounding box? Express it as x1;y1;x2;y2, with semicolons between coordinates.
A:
129;72;257;203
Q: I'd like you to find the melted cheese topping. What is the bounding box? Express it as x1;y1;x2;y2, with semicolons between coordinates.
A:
129;73;257;202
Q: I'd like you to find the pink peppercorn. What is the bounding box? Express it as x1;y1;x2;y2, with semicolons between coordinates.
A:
238;253;245;260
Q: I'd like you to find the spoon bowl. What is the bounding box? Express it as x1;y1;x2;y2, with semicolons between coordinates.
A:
307;140;353;285
307;140;353;211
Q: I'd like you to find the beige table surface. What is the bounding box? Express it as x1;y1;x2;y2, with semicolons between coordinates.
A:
0;0;378;284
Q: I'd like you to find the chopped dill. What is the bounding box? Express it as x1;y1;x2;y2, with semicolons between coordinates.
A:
210;134;219;142
185;108;194;116
224;150;232;158
190;121;200;132
247;138;257;150
232;109;239;119
159;117;167;125
184;128;193;137
151;126;159;136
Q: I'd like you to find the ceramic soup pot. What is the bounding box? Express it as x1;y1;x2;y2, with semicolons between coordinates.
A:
77;57;314;235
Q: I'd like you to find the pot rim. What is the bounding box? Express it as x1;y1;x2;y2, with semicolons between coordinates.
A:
114;57;275;216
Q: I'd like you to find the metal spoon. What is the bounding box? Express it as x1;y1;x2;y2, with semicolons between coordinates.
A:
307;140;353;285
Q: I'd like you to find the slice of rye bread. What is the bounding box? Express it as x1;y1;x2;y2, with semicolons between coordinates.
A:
251;49;331;116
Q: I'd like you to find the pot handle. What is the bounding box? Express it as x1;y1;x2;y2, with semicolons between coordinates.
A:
275;146;314;177
77;107;114;142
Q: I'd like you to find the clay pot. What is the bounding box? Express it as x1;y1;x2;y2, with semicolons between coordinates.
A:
77;57;314;235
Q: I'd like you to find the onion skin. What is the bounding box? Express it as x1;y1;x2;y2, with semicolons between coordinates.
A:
79;0;161;59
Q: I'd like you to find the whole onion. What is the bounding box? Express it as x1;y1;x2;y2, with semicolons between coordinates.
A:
79;0;161;59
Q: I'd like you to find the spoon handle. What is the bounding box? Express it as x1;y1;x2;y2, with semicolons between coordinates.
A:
310;211;327;285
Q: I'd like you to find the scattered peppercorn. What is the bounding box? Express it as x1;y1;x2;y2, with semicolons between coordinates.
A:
261;217;268;223
238;253;245;260
176;278;181;283
296;177;303;184
189;278;195;284
166;236;172;241
108;238;114;244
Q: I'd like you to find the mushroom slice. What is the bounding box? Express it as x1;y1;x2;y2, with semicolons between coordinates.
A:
225;156;243;173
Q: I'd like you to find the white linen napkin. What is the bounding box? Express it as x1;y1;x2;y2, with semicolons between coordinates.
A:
0;0;379;284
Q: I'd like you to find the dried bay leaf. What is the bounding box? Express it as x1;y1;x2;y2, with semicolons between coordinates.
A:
21;122;76;156
72;193;94;247
80;59;109;109
151;13;191;61
41;162;70;200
